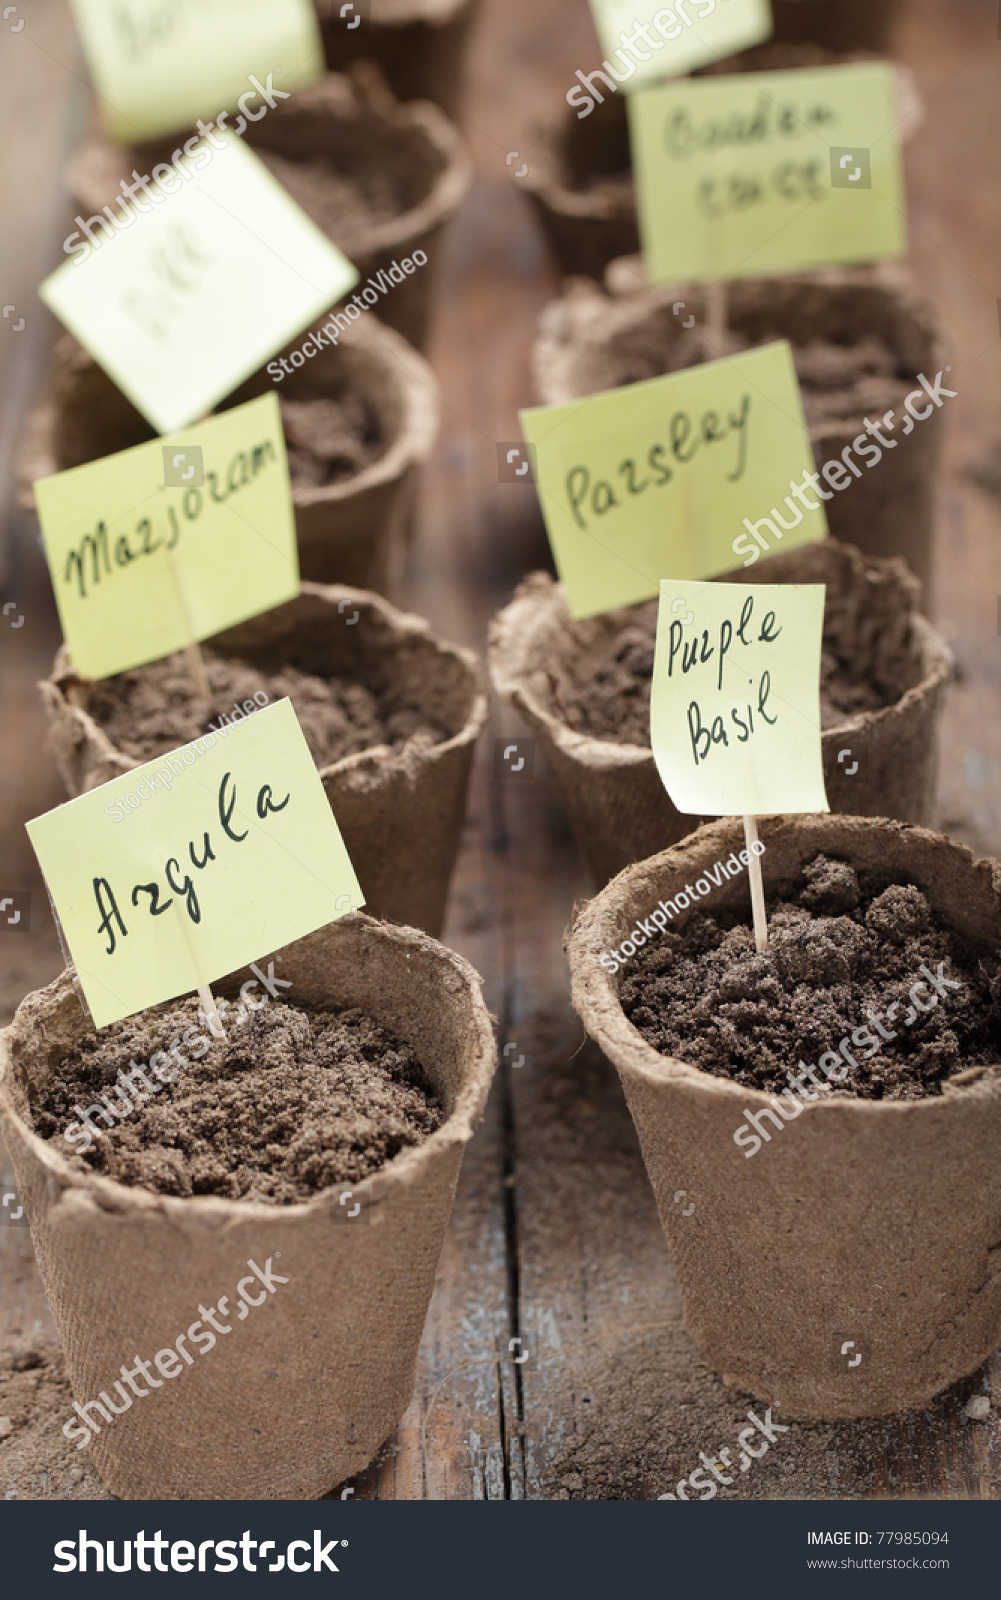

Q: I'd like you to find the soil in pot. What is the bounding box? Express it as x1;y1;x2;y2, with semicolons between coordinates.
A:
551;597;897;748
619;853;1001;1101
85;649;450;767
280;393;385;488
28;995;444;1203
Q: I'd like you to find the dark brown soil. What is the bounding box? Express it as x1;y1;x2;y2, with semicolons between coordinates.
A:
554;602;889;747
619;855;1001;1100
279;393;384;488
85;651;448;766
29;996;445;1203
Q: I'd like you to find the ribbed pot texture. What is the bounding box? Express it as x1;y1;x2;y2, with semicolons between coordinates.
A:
567;814;1001;1419
0;915;497;1497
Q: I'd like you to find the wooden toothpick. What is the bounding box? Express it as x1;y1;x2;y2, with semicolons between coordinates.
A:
185;641;211;701
743;816;768;953
705;278;728;360
198;984;226;1038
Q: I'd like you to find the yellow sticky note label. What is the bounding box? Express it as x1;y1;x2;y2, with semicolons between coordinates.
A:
629;63;906;282
40;137;358;435
586;0;772;94
68;0;324;143
27;700;365;1029
651;578;829;815
34;393;298;682
519;340;826;621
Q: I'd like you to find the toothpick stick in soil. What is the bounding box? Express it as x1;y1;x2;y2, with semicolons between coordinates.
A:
743;815;768;953
185;641;211;701
198;984;226;1038
705;277;728;360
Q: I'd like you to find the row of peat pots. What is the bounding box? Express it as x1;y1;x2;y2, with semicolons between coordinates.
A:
6;0;993;1502
1;536;982;1497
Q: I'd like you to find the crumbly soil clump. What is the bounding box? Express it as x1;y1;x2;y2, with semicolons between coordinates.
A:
30;997;444;1203
620;855;1001;1100
554;604;890;747
85;651;448;766
279;393;384;488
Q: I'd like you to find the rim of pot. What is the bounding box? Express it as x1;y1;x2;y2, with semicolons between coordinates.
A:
17;318;439;514
0;914;497;1226
488;555;953;767
534;263;944;422
567;813;1001;1115
46;580;488;785
66;71;471;265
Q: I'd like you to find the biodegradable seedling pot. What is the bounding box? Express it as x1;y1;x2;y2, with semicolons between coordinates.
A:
0;914;497;1498
567;813;1001;1419
41;583;486;938
18;317;438;594
488;543;953;889
535;264;946;598
521;44;919;283
315;0;482;122
68;68;471;351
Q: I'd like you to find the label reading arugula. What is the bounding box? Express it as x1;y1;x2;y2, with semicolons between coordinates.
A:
26;701;364;1028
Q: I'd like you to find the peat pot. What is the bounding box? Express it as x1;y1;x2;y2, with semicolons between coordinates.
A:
68;68;471;351
0;915;497;1497
535;264;946;598
520;43;919;283
567;813;1001;1419
315;0;482;122
41;582;487;938
488;543;953;888
19;318;439;593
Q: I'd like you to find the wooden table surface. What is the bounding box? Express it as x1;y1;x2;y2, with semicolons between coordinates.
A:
1;0;1000;1501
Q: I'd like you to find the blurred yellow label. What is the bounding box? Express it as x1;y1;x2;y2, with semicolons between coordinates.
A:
34;394;298;681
